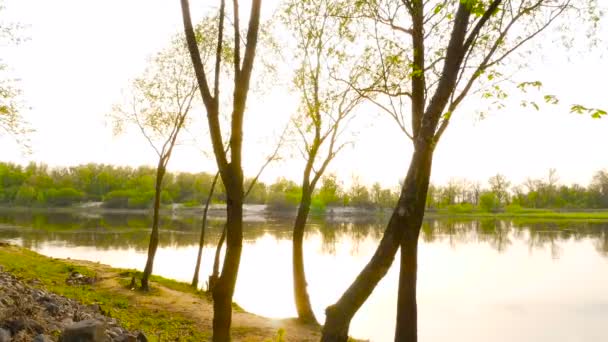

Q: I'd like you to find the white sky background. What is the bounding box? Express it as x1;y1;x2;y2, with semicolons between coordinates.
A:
1;0;607;189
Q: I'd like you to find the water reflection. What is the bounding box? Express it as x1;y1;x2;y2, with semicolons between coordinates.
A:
1;211;608;341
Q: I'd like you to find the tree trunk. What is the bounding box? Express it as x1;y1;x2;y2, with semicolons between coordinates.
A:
321;141;434;342
141;164;165;291
292;189;318;324
211;171;243;342
394;235;419;342
192;172;220;288
209;223;227;291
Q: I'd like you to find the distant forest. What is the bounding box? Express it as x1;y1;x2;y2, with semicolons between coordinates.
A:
0;162;607;212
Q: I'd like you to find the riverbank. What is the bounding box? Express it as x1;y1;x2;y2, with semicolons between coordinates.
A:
0;243;321;341
425;208;608;221
3;205;608;222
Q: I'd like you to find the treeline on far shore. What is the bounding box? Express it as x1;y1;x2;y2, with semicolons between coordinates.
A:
1;162;608;213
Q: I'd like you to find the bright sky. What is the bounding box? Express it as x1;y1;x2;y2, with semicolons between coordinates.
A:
1;0;607;189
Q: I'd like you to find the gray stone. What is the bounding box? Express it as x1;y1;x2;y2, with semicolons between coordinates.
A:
3;318;44;335
44;302;61;316
60;319;107;342
109;327;122;336
0;328;10;342
33;334;53;342
114;334;136;342
60;318;74;327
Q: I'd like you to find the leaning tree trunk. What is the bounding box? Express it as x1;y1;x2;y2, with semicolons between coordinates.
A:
321;140;434;342
209;223;227;291
141;164;166;291
292;188;318;324
211;172;244;342
192;172;220;288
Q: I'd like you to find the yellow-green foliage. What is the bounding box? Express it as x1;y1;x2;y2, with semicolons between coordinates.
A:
264;328;286;342
0;245;210;341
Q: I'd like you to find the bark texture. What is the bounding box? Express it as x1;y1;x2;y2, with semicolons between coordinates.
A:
192;171;220;288
320;140;434;342
180;0;262;339
292;187;317;324
141;164;166;291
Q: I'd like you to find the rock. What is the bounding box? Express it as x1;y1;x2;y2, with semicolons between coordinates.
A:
114;334;137;342
60;317;74;327
37;295;53;304
0;328;10;342
0;298;12;307
2;318;44;335
66;272;95;286
0;269;138;342
60;319;107;342
33;334;54;342
88;304;101;313
73;310;93;322
136;332;147;342
44;302;61;316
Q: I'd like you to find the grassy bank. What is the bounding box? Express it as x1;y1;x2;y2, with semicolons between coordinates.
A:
0;244;320;341
426;208;608;221
4;204;608;221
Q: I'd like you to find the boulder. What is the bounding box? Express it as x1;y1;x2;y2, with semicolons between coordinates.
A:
0;328;10;342
33;334;54;342
44;302;61;316
60;319;107;342
2;318;44;335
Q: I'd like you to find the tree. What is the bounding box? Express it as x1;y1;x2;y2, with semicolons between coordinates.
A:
488;173;511;205
191;171;220;289
479;191;500;212
193;133;284;289
440;179;461;206
180;0;262;340
0;1;31;149
281;0;365;323
425;184;437;209
349;176;373;208
317;174;343;206
320;1;599;341
110;32;199;291
591;170;608;207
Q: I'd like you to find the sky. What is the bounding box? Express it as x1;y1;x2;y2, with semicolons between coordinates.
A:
1;0;607;189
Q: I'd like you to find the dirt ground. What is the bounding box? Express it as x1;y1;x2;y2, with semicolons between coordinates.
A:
70;259;322;342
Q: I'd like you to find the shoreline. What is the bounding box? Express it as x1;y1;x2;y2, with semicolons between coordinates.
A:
0;243;324;341
2;205;608;222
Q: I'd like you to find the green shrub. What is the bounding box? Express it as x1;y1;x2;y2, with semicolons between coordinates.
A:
505;204;523;213
479;192;501;213
14;185;36;206
45;188;84;207
182;200;200;208
310;196;326;214
447;203;475;214
102;190;132;208
266;189;301;210
127;191;154;209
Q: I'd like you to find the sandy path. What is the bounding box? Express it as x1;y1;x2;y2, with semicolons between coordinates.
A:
70;260;321;342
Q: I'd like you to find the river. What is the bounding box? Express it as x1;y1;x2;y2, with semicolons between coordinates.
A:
0;209;607;342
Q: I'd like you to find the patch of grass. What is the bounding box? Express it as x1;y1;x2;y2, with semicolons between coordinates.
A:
427;209;608;221
116;269;209;300
0;245;210;341
113;270;248;313
263;328;286;342
446;203;475;214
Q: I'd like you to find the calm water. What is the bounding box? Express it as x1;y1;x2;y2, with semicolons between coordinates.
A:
0;210;607;342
